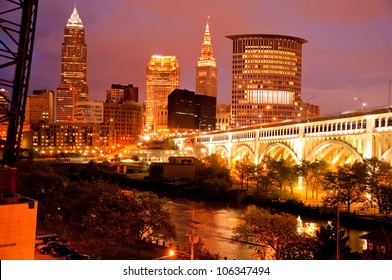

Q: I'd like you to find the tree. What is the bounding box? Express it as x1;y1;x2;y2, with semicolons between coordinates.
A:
313;220;351;260
196;153;232;197
363;157;392;214
379;187;392;217
232;207;315;260
15;160;67;227
298;159;329;200
266;157;297;195
250;162;274;195
323;162;367;213
63;182;177;258
234;157;254;194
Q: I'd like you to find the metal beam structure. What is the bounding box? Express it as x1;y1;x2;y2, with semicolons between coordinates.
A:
0;0;39;165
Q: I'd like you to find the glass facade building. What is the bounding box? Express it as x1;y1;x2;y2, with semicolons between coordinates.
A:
227;34;308;127
145;55;179;133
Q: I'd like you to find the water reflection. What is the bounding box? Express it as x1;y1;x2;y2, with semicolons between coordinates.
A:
166;198;368;260
167;199;256;260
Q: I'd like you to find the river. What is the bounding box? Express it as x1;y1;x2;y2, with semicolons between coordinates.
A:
165;198;368;260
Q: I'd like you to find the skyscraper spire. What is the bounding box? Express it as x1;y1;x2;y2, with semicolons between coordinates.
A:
204;16;211;45
198;16;215;67
196;17;217;98
67;4;83;28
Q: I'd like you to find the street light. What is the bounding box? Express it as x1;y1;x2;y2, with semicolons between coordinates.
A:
154;249;175;260
354;97;367;110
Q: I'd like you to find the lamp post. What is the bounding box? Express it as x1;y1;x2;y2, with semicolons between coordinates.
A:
354;97;366;110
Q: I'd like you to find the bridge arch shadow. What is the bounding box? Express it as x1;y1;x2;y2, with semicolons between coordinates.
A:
258;143;300;164
306;139;363;165
232;144;255;162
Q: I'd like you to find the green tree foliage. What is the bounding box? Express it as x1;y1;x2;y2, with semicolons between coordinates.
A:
232;207;315;260
298;159;329;200
323;162;368;213
233;157;254;194
196;154;232;197
61;181;177;258
363;157;392;214
15;160;67;227
265;157;298;195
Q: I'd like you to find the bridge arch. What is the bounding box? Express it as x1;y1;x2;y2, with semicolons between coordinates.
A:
214;145;229;157
259;143;300;164
232;144;255;162
306;139;363;165
381;148;392;164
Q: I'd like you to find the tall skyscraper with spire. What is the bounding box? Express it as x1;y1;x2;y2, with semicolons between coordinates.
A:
61;6;89;101
145;55;179;133
196;17;217;98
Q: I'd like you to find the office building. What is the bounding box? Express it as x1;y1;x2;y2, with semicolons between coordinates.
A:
0;88;8;113
55;84;77;122
196;18;217;98
146;55;179;133
216;104;230;131
227;34;317;126
61;6;89;101
103;102;142;146
168;89;216;131
74;101;104;123
38;122;108;149
106;84;139;103
25;89;54;125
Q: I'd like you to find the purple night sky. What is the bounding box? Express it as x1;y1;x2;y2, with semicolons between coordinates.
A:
25;0;392;114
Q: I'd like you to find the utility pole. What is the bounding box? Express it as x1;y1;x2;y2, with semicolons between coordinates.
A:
186;209;200;260
336;204;340;260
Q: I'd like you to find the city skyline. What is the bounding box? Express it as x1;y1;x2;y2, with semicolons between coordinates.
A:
25;0;392;115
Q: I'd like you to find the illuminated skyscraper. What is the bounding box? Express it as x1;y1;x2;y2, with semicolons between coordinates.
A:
55;84;77;122
61;6;89;101
196;17;217;98
145;55;179;133
227;34;309;126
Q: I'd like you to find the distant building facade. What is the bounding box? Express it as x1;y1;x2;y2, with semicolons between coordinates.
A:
36;122;108;149
227;34;319;127
106;84;139;103
149;156;200;180
196;18;217;98
0;88;9;114
61;6;89;101
216;104;230;131
55;84;77;122
103;102;142;146
168;89;216;131
74;101;104;123
25;89;54;125
146;55;179;133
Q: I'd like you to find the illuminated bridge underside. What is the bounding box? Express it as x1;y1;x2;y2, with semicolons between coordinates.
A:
174;109;392;166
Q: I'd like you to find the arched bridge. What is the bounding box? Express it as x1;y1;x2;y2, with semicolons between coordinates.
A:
173;107;392;166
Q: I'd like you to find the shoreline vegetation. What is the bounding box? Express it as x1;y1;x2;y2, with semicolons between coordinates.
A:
21;160;392;259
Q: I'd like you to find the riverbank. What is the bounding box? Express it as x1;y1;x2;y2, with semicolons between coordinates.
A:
121;173;392;233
